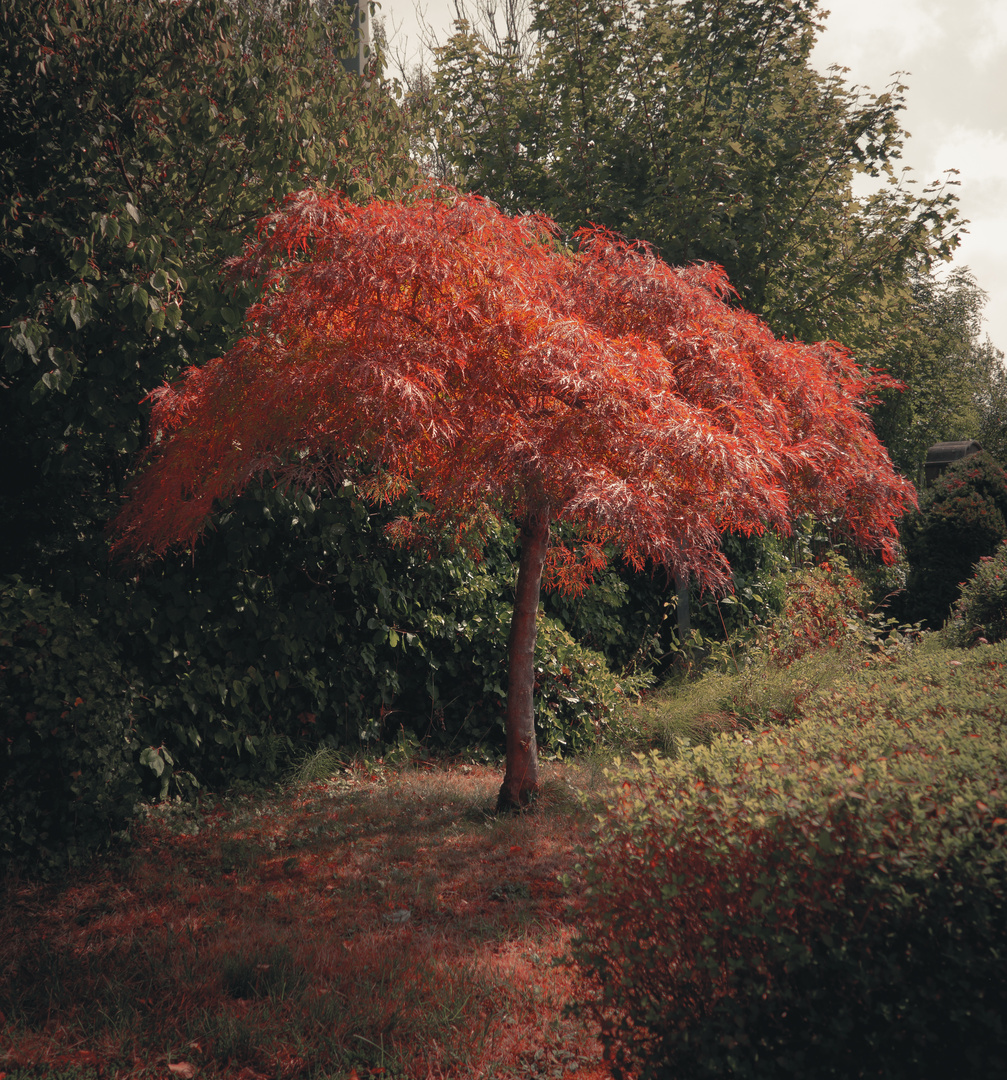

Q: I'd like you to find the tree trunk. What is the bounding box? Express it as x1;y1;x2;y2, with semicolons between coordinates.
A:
674;573;691;643
496;505;550;812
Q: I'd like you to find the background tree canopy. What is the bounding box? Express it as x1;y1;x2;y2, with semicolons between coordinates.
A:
871;268;1007;476
415;0;1007;482
425;0;962;348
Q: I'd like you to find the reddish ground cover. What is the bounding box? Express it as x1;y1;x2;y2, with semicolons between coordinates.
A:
0;762;618;1079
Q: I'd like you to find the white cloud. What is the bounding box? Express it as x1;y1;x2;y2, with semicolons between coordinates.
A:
968;0;1007;66
811;0;943;78
927;127;1007;188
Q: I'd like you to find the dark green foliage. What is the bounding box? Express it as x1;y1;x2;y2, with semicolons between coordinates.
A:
570;647;1007;1079
110;483;643;793
0;578;142;874
688;532;788;649
0;0;427;867
2;478;645;875
545;532;787;683
900;450;1007;628
945;540;1007;646
0;0;415;589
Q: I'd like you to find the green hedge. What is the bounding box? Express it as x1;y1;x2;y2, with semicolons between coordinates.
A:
570;646;1007;1079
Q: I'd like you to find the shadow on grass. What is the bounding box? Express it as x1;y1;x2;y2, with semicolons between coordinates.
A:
0;761;611;1080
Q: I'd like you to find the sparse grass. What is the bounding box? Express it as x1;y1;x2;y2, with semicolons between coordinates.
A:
0;759;612;1080
633;644;883;754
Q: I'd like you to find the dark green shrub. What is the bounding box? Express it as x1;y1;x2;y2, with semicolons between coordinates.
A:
571;648;1007;1079
1;578;142;874
944;539;1007;646
105;482;640;791
690;530;788;645
901;450;1007;628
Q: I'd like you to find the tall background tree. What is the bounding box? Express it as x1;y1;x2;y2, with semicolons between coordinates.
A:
425;0;962;350
0;0;443;841
871;268;1007;477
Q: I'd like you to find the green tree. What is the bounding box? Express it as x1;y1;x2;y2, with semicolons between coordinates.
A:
427;0;961;349
0;0;415;589
872;268;1007;477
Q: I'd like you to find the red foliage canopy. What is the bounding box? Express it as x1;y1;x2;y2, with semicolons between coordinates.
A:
111;187;914;588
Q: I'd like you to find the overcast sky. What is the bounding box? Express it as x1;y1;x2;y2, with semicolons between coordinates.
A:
381;0;1007;355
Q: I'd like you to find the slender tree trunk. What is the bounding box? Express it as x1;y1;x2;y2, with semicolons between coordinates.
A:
496;505;550;812
674;573;691;643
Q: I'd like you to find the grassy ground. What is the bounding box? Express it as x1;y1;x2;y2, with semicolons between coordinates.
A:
3;636;1002;1080
0;759;614;1080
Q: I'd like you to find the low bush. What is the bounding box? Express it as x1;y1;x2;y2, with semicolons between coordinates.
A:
570;645;1007;1079
901;450;1007;629
760;556;869;665
944;539;1007;647
1;578;143;874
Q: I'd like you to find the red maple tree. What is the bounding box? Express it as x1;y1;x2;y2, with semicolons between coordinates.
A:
111;188;915;809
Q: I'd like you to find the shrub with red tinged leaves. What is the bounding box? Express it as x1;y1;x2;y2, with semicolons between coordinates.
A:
945;539;1007;646
763;557;870;666
901;450;1007;629
571;670;1007;1080
110;188;915;808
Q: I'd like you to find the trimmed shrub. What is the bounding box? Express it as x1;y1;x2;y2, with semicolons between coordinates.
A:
901;450;1007;628
570;647;1007;1079
1;579;142;874
944;540;1007;647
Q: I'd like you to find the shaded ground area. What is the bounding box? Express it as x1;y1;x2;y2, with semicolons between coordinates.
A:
0;761;615;1079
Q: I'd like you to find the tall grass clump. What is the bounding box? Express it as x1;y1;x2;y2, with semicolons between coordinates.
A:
635;556;917;753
